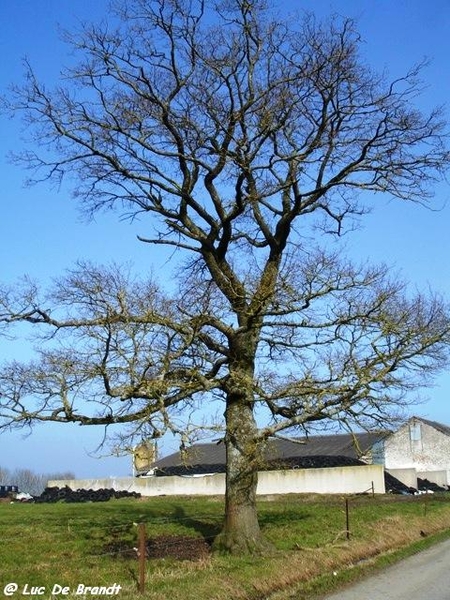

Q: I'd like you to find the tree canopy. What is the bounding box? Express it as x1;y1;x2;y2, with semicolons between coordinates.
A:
1;0;449;553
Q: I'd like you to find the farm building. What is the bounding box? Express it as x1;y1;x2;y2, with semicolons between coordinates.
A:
48;417;450;497
145;417;450;490
145;431;386;477
382;417;450;489
48;431;388;496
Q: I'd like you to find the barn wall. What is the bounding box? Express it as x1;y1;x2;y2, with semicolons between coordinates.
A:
384;419;450;479
48;464;385;496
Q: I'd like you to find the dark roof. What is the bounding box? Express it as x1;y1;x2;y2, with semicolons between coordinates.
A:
415;417;450;437
266;432;384;460
149;432;387;476
154;443;225;470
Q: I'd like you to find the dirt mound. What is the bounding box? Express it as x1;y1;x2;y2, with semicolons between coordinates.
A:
34;486;141;503
417;478;448;493
146;535;211;560
105;534;211;561
384;472;416;494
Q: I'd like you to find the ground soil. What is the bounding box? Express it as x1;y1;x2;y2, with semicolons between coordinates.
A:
146;535;211;560
105;534;211;561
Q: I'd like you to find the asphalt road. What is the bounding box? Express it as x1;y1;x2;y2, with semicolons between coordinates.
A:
322;538;450;600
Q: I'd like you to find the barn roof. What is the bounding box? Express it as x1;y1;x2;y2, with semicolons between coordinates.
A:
415;417;450;437
148;431;387;477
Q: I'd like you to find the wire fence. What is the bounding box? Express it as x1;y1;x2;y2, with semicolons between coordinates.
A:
2;491;450;594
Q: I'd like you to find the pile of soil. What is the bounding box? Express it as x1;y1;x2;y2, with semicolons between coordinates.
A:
384;472;417;495
155;455;365;477
417;478;448;493
34;486;141;503
146;535;211;560
105;534;211;561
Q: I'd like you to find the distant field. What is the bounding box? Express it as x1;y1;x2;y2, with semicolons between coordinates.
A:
1;493;450;599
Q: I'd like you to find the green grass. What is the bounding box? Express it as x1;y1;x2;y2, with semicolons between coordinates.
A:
1;494;450;599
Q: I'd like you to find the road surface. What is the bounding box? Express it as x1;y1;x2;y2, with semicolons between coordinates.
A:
322;538;450;600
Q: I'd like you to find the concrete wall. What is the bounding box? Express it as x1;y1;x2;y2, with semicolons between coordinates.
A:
386;468;450;489
49;464;385;496
386;468;417;489
257;465;384;495
417;470;448;487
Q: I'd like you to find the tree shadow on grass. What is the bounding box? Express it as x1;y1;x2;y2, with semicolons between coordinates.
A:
171;505;222;546
258;508;313;527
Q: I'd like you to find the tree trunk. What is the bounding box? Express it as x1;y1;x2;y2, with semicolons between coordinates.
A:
213;383;274;555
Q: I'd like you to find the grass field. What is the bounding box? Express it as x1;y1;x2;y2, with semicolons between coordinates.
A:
2;493;450;599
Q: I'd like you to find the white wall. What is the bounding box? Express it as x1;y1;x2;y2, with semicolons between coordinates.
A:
386;467;450;489
385;419;450;478
417;470;448;486
386;468;417;489
257;465;384;494
48;464;385;496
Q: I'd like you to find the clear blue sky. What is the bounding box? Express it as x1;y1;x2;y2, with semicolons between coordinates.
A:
0;1;449;479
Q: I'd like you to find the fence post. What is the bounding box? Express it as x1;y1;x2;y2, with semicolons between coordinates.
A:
345;498;350;540
138;522;146;594
423;492;429;516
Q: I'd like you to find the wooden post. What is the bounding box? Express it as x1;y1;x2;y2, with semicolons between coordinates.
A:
138;523;146;594
345;498;350;540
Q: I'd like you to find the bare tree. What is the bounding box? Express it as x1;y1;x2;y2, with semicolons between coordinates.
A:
0;466;75;496
1;0;449;553
0;466;11;485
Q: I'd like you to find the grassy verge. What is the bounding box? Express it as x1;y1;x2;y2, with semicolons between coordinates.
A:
1;493;450;599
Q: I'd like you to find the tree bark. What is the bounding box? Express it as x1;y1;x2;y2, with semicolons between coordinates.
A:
213;342;274;554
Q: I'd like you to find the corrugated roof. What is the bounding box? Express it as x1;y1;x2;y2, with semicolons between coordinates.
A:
266;432;384;460
148;431;387;476
154;442;225;469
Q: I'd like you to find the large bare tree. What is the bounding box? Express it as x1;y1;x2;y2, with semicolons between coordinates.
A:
1;0;449;553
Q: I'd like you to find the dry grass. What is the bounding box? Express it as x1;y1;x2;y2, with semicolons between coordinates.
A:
264;498;450;600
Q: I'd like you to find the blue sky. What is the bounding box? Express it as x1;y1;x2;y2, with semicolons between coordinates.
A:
0;0;449;479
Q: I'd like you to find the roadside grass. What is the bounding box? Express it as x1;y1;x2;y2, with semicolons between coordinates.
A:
1;494;450;599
